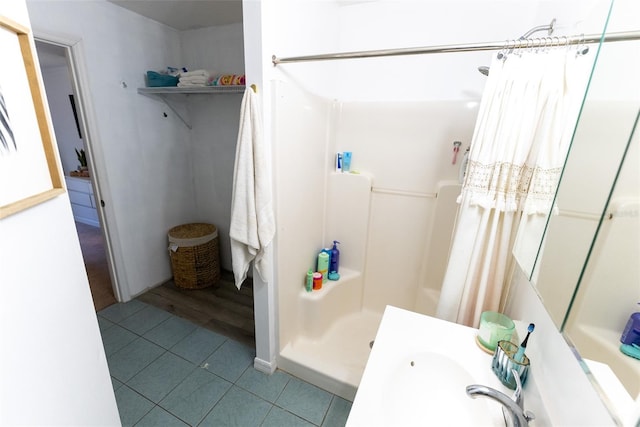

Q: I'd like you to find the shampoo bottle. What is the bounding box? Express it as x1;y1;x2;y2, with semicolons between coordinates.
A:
313;272;322;290
317;251;329;283
321;248;332;266
330;241;340;274
621;312;640;344
342;152;352;173
305;269;313;292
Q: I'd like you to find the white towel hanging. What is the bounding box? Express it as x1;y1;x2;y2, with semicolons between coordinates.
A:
229;88;275;289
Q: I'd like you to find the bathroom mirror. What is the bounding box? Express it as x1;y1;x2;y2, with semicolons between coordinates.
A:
529;36;639;322
563;108;639;421
520;18;640;424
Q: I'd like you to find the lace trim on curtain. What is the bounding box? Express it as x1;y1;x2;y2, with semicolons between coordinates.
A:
458;160;562;213
522;166;563;214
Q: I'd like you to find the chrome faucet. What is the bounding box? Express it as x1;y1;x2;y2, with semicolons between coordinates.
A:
466;369;535;427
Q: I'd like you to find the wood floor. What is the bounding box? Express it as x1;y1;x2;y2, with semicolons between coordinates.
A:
138;272;256;349
76;221;255;348
75;221;117;311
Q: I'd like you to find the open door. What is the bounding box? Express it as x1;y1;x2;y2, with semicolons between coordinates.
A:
34;39;119;310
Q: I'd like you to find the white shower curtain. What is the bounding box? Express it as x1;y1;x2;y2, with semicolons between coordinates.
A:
436;48;591;327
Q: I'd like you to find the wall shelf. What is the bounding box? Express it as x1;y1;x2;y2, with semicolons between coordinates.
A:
137;85;246;128
137;85;246;95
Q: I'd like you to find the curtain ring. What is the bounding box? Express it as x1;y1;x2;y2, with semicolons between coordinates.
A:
507;39;515;57
559;35;569;53
498;39;510;60
578;34;590;56
497;40;506;59
574;33;589;56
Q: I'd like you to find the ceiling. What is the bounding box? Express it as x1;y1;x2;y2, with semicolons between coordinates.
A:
35;1;243;68
108;0;243;30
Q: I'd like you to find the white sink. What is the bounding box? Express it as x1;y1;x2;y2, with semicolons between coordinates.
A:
347;306;510;426
381;352;495;426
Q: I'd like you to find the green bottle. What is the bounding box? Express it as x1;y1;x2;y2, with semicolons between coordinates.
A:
305;269;313;292
317;252;329;283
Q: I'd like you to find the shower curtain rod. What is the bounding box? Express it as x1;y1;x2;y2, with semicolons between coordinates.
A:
272;30;640;65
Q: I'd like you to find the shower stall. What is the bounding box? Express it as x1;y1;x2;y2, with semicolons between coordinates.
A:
273;82;474;399
258;0;621;402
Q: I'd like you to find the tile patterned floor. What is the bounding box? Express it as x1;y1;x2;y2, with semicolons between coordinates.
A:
98;300;352;426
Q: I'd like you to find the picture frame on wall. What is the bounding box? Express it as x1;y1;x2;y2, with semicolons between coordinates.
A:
0;15;64;219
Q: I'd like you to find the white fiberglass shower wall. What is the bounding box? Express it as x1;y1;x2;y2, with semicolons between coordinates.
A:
260;0;611;400
274;84;475;398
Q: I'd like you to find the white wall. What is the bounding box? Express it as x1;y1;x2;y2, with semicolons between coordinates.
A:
181;23;245;75
334;101;477;313
40;64;83;175
182;23;245;272
267;0;612;103
27;0;198;299
273;83;331;349
28;1;249;294
0;2;118;424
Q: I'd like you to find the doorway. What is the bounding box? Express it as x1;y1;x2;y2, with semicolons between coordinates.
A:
35;39;118;311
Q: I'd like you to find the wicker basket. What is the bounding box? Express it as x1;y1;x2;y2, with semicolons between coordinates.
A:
168;223;220;289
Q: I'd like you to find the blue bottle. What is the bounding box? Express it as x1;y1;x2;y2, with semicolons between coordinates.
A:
342;152;352;172
330;241;340;274
621;312;640;345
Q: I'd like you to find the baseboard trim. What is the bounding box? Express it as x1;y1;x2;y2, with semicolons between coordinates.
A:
254;357;276;374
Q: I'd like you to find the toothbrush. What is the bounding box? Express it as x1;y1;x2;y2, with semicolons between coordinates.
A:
513;323;535;363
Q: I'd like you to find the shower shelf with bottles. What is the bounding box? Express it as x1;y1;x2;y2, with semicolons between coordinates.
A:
137;85;246;129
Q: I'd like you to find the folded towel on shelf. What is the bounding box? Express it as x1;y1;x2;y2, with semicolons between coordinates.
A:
179;69;210;78
230;88;275;289
179;75;208;84
146;71;178;87
177;81;207;87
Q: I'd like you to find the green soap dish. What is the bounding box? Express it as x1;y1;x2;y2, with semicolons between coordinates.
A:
620;343;640;359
